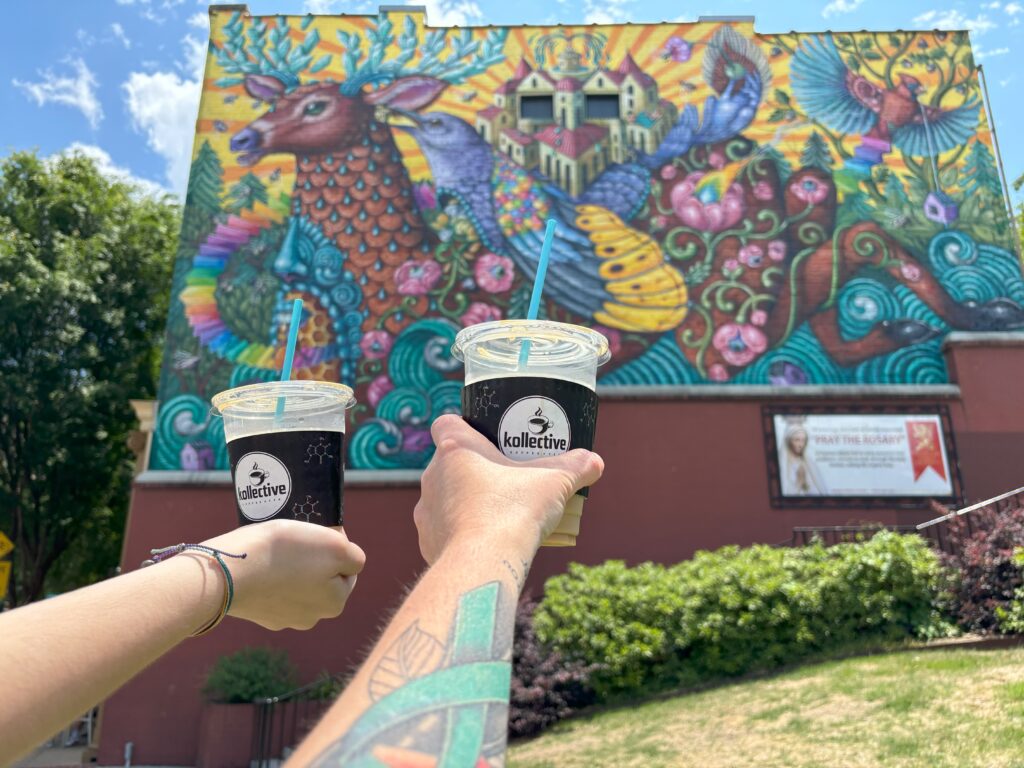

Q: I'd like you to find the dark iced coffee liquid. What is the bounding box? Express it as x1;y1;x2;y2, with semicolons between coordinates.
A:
462;376;598;496
228;429;344;525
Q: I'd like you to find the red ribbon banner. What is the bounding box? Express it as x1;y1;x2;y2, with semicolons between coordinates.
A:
905;420;946;482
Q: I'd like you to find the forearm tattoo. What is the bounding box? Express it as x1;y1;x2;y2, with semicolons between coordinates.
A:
311;581;515;767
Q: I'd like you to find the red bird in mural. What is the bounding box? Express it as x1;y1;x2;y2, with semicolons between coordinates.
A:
791;35;980;155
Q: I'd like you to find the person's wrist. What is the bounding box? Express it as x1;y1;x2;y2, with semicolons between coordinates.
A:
442;519;541;567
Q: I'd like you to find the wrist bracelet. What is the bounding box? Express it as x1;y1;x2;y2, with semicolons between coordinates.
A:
142;544;247;637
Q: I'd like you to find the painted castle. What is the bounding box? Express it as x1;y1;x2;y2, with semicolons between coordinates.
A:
474;43;677;196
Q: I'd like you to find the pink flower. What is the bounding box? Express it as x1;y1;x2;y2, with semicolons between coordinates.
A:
461;302;502;327
413;182;437;211
670;172;746;233
367;375;394;408
750;309;768;327
474;252;515;293
594;325;622;357
662;36;692;63
713;323;768;367
753;180;774;201
738;244;765;268
652;215;669;230
360;330;393;360
790;174;830;205
768;240;787;262
708;151;726;170
900;261;922;282
660;164;678;180
708;364;730;382
395;259;442;295
723;258;741;274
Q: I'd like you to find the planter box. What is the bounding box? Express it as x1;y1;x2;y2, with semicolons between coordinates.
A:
196;702;255;768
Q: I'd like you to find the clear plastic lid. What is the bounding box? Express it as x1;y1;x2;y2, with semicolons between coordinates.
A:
211;381;355;418
452;320;610;386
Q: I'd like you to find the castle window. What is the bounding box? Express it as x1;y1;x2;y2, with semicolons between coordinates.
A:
627;84;634;95
585;95;620;119
521;96;554;120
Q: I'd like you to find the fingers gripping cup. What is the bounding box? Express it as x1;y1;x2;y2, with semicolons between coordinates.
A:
211;381;355;526
452;320;610;547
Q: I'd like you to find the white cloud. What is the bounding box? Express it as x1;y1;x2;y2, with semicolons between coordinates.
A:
985;0;1001;7
111;22;132;49
304;0;340;12
115;0;136;4
583;0;633;24
12;58;104;130
76;28;96;46
585;9;616;23
913;9;997;35
822;0;865;17
187;11;209;29
122;37;203;196
411;0;484;26
1006;1;1023;14
1000;75;1015;87
56;143;166;197
975;43;1010;59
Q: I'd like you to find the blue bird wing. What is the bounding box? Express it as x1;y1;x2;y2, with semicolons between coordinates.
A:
577;163;653;222
892;100;981;157
791;35;878;135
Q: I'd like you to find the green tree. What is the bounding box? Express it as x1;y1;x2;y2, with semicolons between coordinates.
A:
181;140;223;245
960;139;1001;198
800;131;834;172
0;150;179;605
225;171;269;214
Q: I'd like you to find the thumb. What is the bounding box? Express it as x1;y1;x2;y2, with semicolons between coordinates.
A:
535;449;605;495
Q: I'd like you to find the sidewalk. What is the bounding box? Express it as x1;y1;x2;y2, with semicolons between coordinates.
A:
14;747;94;768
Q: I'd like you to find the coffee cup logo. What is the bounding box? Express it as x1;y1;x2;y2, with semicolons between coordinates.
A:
498;397;571;460
234;451;291;521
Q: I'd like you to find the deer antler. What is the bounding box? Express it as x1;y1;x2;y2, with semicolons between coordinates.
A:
337;13;508;96
214;12;332;91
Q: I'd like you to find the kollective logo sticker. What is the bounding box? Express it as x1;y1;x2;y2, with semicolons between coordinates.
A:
235;452;291;521
498;397;571;460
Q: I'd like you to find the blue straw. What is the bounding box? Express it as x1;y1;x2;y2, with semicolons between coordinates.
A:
518;219;557;368
275;298;304;420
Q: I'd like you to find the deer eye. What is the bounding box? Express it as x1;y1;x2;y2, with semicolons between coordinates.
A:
428;118;443;129
304;100;328;116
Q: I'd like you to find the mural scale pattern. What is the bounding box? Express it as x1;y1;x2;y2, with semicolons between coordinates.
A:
152;9;1024;471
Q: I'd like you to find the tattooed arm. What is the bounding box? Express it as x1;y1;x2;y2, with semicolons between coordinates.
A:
289;414;604;768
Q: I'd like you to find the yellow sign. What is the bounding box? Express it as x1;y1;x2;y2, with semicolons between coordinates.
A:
0;531;11;560
0;561;10;600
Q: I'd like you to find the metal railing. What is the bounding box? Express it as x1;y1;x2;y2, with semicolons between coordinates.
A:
251;675;339;768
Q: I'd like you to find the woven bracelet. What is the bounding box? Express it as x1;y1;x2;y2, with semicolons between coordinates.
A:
142;544;247;637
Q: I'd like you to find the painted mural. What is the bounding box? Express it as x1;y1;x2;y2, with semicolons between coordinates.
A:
152;9;1024;471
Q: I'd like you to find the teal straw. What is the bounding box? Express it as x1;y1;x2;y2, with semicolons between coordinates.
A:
518;219;557;368
275;299;304;420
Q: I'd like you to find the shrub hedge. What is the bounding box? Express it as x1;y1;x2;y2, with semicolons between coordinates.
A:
534;532;943;699
203;647;298;703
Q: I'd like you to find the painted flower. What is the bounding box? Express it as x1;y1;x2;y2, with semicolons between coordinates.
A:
900;261;922;282
708;151;726;170
413;182;437;211
790;175;830;206
750;309;768;327
461;301;502;327
738;244;765;268
670;172;746;233
395;259;442;295
713;323;768;367
753;180;775;201
768;240;787;262
402;426;434;454
660;164;678;180
652;214;669;230
360;329;393;361
594;325;622;357
723;258;741;275
708;364;730;382
663;36;692;62
474;252;516;293
769;361;808;387
367;375;394;409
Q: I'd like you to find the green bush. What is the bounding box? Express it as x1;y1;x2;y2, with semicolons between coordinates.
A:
203;647;299;703
534;532;944;699
997;549;1024;633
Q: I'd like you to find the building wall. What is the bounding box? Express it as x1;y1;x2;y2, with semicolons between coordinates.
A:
150;8;1024;473
101;335;1024;765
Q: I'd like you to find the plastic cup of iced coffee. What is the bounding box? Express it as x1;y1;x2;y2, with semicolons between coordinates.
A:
451;320;610;547
211;381;354;526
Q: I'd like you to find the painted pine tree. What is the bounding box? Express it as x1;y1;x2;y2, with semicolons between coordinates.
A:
800;131;834;172
959;139;1002;198
181;140;224;245
958;139;1013;248
224;171;268;214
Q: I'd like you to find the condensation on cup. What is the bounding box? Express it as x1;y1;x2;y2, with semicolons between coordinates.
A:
452;319;610;547
211;381;354;526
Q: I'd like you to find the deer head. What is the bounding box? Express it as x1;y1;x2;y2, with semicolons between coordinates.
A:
229;74;447;165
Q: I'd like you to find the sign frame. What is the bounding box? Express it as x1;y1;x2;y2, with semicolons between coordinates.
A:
762;404;965;509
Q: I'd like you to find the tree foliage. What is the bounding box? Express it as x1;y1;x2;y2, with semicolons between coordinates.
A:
800;131;834;172
0;150;179;605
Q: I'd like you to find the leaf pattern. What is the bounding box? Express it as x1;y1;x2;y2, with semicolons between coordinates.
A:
368;621;446;701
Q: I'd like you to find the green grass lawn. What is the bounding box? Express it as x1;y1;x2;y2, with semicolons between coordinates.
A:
509;646;1024;768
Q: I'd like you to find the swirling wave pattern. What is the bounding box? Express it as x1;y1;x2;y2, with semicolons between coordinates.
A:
853;338;947;384
599;332;703;386
836;278;901;341
151;394;227;470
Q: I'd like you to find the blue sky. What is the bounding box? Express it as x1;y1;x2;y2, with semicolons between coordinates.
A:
2;0;1022;204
